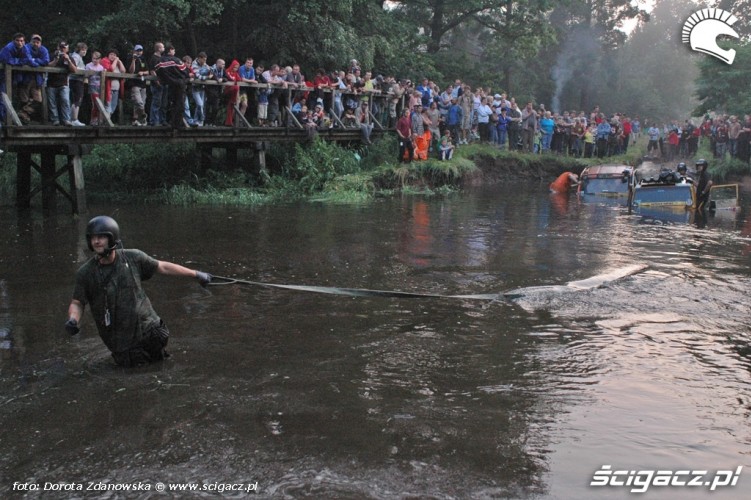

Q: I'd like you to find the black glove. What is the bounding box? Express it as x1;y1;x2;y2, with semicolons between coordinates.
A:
196;271;212;287
65;318;80;336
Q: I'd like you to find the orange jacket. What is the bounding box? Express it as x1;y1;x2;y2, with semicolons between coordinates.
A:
550;172;574;193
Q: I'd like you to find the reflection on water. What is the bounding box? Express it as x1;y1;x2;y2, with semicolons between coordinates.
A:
0;183;750;498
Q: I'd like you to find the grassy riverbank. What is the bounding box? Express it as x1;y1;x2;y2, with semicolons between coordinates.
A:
1;134;740;207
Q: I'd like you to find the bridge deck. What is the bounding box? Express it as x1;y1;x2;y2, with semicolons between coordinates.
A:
1;124;379;149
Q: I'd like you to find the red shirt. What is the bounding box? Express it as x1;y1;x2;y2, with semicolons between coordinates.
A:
226;61;241;82
397;116;412;139
314;75;331;88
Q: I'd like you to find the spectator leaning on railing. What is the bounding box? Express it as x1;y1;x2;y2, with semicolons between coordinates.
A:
2;35;655;159
127;44;149;126
69;42;87;126
46;40;77;126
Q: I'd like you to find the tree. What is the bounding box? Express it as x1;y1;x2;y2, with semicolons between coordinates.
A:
394;0;503;54
716;0;751;37
84;0;224;56
614;0;702;121
694;42;751;116
543;0;650;112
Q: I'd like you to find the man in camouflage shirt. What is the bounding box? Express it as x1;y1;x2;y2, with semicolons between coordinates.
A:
66;216;212;367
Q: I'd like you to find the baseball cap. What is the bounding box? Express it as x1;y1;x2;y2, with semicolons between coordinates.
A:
134;44;144;51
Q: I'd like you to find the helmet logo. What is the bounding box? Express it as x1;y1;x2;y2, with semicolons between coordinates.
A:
682;8;739;65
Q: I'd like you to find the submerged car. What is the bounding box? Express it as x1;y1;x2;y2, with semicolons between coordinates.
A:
632;169;695;208
633;162;740;211
578;164;636;202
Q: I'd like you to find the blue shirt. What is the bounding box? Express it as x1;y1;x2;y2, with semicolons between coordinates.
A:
597;122;612;140
496;114;510;131
447;104;463;126
238;65;255;81
417;84;432;107
540;118;555;135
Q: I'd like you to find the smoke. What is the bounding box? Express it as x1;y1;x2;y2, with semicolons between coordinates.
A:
550;26;601;113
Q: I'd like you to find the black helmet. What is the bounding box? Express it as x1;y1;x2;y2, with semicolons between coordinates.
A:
695;159;708;169
86;216;121;253
677;162;687;172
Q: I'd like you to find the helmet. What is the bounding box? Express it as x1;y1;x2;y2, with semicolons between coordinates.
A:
677;162;687;172
695;158;708;169
85;216;121;253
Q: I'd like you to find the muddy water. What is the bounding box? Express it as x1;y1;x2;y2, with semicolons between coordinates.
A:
1;182;750;499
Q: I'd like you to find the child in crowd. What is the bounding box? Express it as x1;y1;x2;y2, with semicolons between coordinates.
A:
583;125;595;158
85;51;104;125
342;107;358;128
440;130;455;160
301;105;319;140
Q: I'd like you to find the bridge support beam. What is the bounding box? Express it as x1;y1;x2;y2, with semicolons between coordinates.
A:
198;145;213;173
14;145;88;214
226;146;238;169
256;141;267;175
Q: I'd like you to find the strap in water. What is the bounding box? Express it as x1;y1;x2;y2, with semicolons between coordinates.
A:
208;275;500;301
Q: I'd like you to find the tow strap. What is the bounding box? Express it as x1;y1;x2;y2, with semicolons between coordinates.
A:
207;264;648;302
208;275;500;301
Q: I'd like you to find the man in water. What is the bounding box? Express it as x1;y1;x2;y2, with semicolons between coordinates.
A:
65;216;212;367
549;172;579;193
695;158;713;210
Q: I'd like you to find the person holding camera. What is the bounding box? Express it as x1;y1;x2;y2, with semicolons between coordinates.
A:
47;41;77;126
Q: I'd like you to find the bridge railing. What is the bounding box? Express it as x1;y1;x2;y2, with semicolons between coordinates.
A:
1;63;403;130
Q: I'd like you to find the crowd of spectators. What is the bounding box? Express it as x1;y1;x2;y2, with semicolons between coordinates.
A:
11;32;733;166
645;115;751;164
0;34;394;137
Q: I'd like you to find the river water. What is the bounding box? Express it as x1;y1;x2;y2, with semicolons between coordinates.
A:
1;179;750;499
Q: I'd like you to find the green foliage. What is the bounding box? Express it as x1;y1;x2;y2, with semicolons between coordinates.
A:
83;143;195;193
693;142;751;183
160;183;268;205
373;152;477;189
309;173;376;203
0;152;18;201
694;42;751;116
270;138;360;195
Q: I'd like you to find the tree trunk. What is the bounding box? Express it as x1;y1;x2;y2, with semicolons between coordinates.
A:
186;17;198;57
427;0;446;54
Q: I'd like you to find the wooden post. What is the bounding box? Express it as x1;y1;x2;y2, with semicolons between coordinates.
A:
16;151;32;208
93;97;113;126
5;65;12;126
198;144;212;172
233;103;252;128
40;150;57;211
117;92;124;126
2;92;23;126
285;87;292;128
68;154;86;213
226;146;238;169
256;142;267;175
41;84;48;124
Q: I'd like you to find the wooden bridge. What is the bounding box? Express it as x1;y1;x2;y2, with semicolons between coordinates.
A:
1;64;397;213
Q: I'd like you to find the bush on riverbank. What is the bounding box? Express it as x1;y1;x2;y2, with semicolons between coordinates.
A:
0;133;708;207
